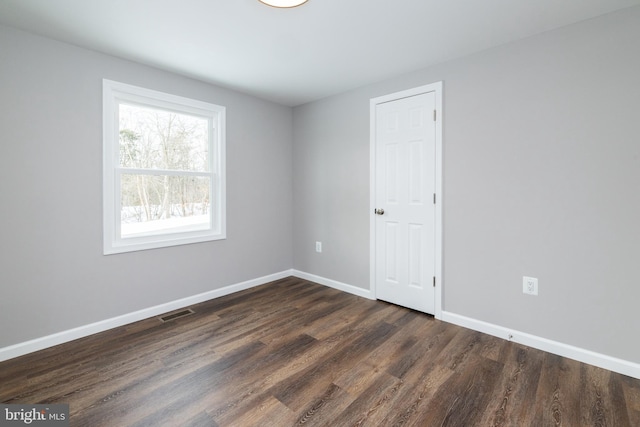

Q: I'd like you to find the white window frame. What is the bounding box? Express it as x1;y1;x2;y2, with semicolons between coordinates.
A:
103;79;226;254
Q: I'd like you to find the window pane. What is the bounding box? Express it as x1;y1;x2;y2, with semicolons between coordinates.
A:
119;103;210;172
120;174;211;238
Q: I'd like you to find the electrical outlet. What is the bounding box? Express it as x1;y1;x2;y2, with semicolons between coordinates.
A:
315;241;322;253
523;276;538;296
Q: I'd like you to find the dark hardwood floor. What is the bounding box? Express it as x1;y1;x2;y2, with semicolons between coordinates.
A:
1;277;639;426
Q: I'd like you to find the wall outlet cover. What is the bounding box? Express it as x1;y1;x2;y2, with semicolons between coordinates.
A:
523;276;538;296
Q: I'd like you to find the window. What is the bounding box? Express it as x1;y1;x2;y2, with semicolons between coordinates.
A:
103;80;225;254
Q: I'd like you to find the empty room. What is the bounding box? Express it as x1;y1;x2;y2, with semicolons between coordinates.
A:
1;0;639;425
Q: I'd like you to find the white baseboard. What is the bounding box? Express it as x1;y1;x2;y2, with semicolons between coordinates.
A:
0;270;294;363
5;271;636;380
290;273;640;379
292;270;375;300
441;311;640;380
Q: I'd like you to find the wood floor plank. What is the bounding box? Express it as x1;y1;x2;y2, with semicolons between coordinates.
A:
1;277;639;426
478;343;545;426
532;352;584;426
368;324;460;425
289;382;352;426
198;334;321;423
331;373;404;426
410;356;504;426
622;375;640;424
217;396;295;427
270;320;397;411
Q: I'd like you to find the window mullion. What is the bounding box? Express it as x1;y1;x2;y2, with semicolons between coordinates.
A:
118;167;212;177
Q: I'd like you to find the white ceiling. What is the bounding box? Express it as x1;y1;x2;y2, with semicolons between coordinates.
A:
1;0;639;106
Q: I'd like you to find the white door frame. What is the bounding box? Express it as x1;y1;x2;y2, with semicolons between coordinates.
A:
369;82;443;319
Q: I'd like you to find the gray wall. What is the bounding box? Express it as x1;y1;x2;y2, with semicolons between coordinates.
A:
0;25;293;348
293;7;640;363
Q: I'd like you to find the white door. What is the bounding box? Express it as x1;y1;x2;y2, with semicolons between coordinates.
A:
372;89;438;314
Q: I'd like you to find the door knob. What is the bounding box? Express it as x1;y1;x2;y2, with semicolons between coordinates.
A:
374;208;385;215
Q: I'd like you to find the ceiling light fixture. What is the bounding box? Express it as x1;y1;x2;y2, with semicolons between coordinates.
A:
259;0;308;8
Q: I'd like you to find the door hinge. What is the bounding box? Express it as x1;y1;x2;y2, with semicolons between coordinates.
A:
433;109;437;121
433;276;436;287
433;193;436;204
